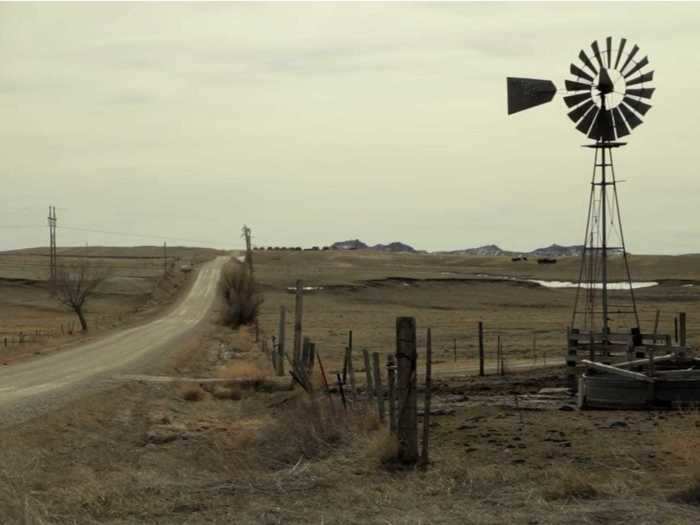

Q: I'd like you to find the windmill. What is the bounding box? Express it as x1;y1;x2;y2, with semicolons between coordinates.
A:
506;37;656;366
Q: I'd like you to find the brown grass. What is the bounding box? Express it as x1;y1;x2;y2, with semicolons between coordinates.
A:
210;384;243;401
657;412;700;504
179;384;206;402
216;361;268;383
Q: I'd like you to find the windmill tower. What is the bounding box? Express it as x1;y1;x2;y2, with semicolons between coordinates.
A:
507;37;656;364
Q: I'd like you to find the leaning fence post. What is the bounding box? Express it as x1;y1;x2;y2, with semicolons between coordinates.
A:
277;306;286;376
346;332;357;397
372;352;385;422
293;280;304;367
387;354;397;433
363;348;374;400
421;327;433;469
478;321;485;377
396;317;418;465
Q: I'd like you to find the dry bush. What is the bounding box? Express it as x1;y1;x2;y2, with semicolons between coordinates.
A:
179;384;206;402
254;397;385;467
219;261;263;328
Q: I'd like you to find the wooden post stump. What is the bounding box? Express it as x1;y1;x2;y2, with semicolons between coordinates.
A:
421;328;433;469
363;348;374;400
387;354;397;434
478;321;485;377
396;317;418;465
293;280;304;367
372;352;385;422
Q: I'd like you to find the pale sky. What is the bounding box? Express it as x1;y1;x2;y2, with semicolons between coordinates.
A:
1;2;699;254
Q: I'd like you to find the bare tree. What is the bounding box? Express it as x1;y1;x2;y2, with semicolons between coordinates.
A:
54;259;107;332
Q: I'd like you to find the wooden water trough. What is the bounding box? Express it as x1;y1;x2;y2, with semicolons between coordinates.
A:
577;352;700;409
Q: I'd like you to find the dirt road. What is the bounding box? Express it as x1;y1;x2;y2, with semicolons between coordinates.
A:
0;256;227;422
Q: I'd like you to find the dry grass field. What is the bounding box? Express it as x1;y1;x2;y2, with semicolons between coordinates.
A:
254;249;700;373
0;245;224;364
2;249;700;524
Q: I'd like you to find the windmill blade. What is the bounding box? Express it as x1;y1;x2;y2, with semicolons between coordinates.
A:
568;99;595;123
564;92;593;108
606;36;613;67
579;50;598;75
612;107;631;138
626;87;655;99
619;102;643;129
570;64;594;82
565;79;592;92
576;106;599;135
622;96;652;116
624;56;649;79
626;71;654;87
591;40;605;70
506;77;557;115
619;44;639;75
614;38;627;69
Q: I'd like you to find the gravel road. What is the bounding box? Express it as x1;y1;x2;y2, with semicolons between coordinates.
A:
0;256;227;424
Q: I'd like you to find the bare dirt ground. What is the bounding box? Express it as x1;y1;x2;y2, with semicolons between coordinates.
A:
2;250;700;524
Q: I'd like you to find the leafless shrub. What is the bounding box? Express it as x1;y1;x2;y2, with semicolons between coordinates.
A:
219;261;263;328
53;258;108;332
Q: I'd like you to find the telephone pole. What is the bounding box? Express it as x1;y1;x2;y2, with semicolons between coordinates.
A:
47;206;57;286
163;241;167;275
241;225;253;276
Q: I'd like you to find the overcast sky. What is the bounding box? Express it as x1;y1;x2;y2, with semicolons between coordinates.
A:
2;2;699;254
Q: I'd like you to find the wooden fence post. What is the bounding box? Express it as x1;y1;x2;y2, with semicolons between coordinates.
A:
680;312;687;347
346;332;357;396
363;348;374;400
387;354;397;434
396;317;418;465
277;306;286;376
293;280;304;367
478;321;485;377
453;338;457;363
372;352;384;422
674;316;679;344
421;327;433;469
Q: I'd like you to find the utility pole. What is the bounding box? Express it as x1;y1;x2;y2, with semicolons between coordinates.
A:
47;206;57;286
163;242;167;275
241;225;253;276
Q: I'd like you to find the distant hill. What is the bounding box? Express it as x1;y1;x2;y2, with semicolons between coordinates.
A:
529;244;584;257
446;244;514;257
444;243;584;257
331;239;368;250
331;239;416;252
371;242;416;253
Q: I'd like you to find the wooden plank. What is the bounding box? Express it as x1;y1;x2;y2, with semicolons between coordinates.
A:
581;359;654;383
614;354;673;369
